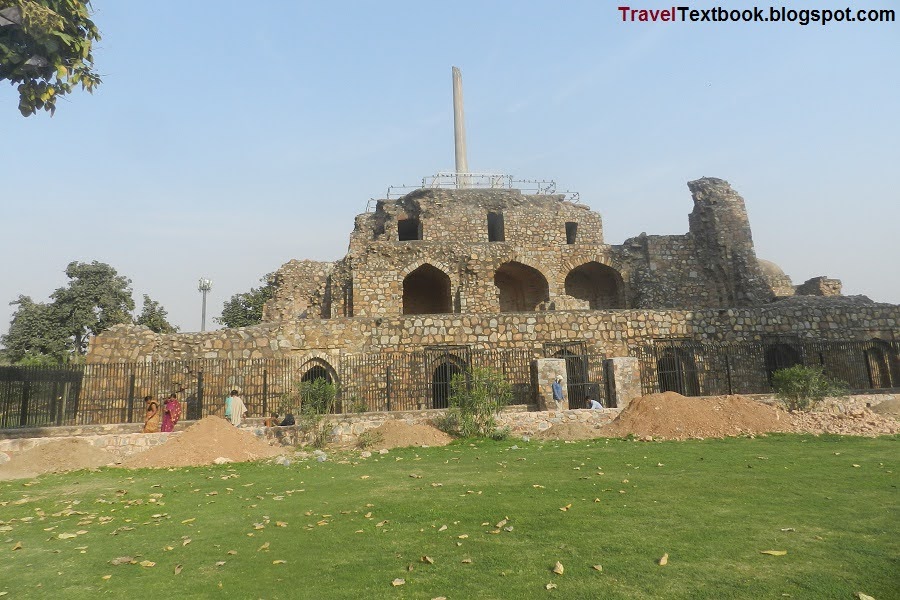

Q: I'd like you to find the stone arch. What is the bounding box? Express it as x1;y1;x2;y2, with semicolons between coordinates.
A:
403;264;452;315
657;347;700;396
299;357;338;385
494;261;550;312
564;261;626;309
430;355;468;409
865;340;899;389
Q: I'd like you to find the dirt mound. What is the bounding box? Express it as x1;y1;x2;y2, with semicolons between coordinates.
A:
0;438;116;481
123;416;282;468
601;392;789;440
367;420;453;450
870;398;900;419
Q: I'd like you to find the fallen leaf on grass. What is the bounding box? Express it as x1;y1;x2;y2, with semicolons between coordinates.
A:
58;533;77;540
182;538;192;547
458;534;468;539
391;578;405;586
409;474;422;479
545;582;557;590
552;561;564;575
227;550;237;555
658;553;668;566
215;561;225;567
592;564;603;571
559;504;572;512
438;525;448;532
181;518;195;524
421;556;434;564
496;519;508;528
101;575;111;580
258;542;270;551
855;593;875;600
760;550;787;556
462;558;472;564
276;521;288;528
780;528;796;532
272;560;286;564
109;556;134;566
174;565;183;575
12;542;22;551
139;560;156;568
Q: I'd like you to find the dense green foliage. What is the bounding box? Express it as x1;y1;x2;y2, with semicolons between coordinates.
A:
2;261;176;364
445;366;512;437
216;274;277;328
0;0;101;116
0;435;896;599
134;294;179;334
278;377;338;448
772;365;849;411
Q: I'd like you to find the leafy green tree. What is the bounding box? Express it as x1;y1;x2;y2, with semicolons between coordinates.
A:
217;274;276;328
1;294;69;363
0;0;101;116
134;294;179;334
50;260;135;355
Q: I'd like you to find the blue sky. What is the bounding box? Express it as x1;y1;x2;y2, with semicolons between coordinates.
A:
1;0;898;337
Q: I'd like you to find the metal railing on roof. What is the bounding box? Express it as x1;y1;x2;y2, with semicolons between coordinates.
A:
373;172;580;206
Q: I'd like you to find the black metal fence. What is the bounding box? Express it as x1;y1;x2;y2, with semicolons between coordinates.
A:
340;348;535;412
631;339;900;397
543;342;607;408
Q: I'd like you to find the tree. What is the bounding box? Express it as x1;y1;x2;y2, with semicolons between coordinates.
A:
217;274;276;328
1;294;69;363
0;0;101;116
134;294;179;334
50;260;134;355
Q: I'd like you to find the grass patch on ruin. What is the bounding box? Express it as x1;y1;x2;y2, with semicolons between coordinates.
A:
0;434;897;599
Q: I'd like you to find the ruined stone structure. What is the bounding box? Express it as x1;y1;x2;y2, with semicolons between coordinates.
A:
87;177;900;411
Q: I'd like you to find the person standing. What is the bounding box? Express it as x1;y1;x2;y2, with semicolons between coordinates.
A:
225;389;247;426
161;393;182;432
143;395;161;433
551;376;564;406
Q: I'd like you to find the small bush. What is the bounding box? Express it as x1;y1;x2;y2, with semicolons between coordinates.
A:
284;378;338;449
771;365;848;411
357;430;384;449
446;367;512;438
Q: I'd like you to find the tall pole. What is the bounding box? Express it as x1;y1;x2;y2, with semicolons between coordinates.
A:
452;66;469;188
198;278;212;332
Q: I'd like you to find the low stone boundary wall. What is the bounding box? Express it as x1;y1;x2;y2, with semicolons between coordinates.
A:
1;393;895;462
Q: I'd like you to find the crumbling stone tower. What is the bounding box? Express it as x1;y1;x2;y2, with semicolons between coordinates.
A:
687;177;773;306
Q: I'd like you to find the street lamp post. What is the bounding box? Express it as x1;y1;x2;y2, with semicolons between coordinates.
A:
198;278;212;332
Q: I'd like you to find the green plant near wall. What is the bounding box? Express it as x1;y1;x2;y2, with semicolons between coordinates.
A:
296;378;337;448
771;364;848;411
446;366;512;438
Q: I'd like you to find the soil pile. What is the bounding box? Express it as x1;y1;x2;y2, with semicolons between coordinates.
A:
0;438;116;481
601;392;788;440
870;397;900;419
123;416;282;468
533;421;608;441
366;420;453;450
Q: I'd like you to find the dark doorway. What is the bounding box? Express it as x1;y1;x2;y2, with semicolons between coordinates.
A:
494;262;550;312
565;222;578;244
865;341;898;388
657;348;700;396
487;212;505;242
764;343;802;383
564;262;625;309
431;360;464;409
403;264;452;315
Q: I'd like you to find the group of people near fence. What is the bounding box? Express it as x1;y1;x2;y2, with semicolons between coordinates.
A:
142;393;182;433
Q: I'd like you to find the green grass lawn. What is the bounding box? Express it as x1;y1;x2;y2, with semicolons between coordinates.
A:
1;434;897;599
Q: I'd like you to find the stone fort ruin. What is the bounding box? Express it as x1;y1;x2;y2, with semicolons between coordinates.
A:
85;70;899;417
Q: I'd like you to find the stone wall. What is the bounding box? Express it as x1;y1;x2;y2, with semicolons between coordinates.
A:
796;276;843;297
89;296;900;365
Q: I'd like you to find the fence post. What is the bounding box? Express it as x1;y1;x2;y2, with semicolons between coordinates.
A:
197;370;204;419
386;365;392;412
724;353;733;396
19;380;31;427
262;369;268;417
126;372;136;423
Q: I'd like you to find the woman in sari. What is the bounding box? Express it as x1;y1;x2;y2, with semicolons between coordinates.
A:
143;395;161;433
161;393;182;432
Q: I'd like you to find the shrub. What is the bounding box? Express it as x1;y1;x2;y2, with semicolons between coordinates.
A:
771;365;848;411
280;378;339;449
446;367;512;438
357;430;384;449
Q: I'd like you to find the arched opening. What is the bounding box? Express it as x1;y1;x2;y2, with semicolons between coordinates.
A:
494;262;550;312
564;262;625;309
299;359;339;413
764;343;802;383
431;359;466;409
403;264;452;315
865;341;899;389
657;348;700;396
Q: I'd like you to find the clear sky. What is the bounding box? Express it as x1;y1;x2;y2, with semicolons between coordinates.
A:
1;0;898;338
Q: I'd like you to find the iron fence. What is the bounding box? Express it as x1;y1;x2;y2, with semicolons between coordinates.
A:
631;339;900;397
543;342;608;407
